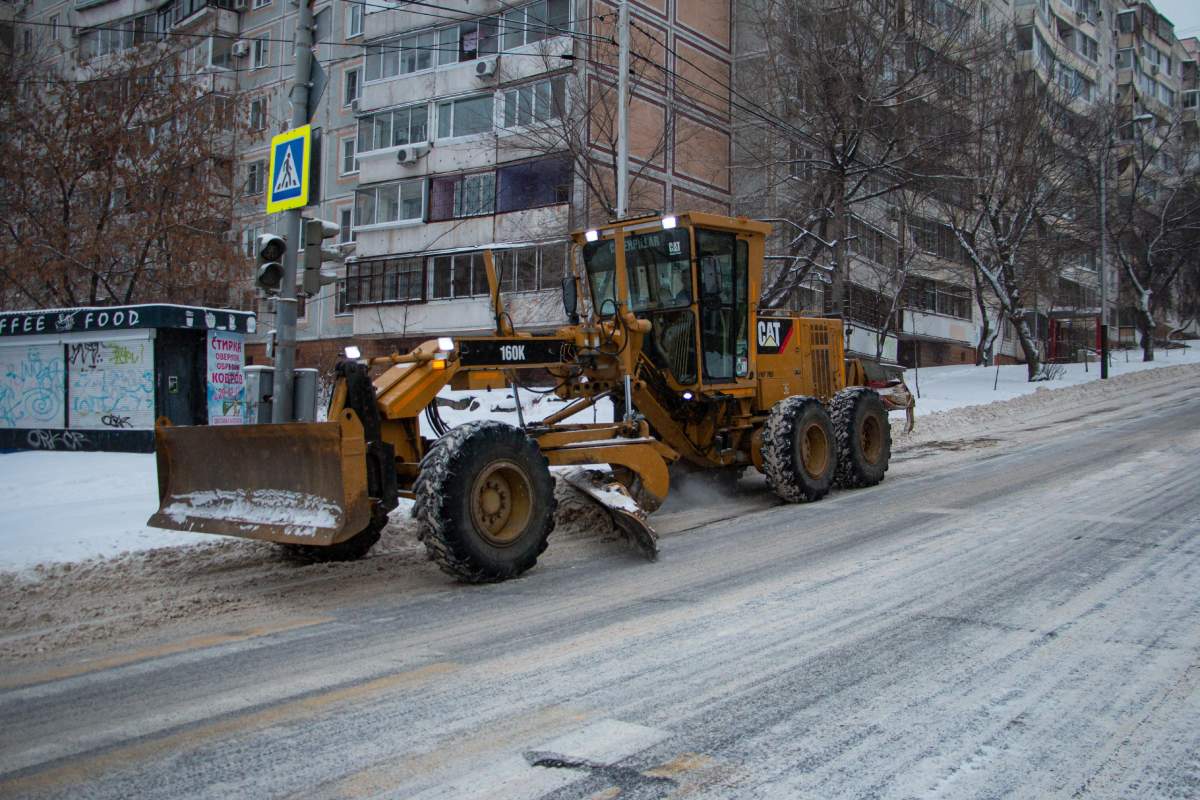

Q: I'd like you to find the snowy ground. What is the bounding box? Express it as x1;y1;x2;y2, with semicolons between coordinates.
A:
906;345;1200;414
0;345;1194;571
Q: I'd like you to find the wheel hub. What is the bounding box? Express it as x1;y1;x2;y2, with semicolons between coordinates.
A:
860;413;882;464
799;421;829;479
469;460;533;546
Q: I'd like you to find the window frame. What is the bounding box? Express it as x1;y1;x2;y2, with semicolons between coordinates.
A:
436;94;496;140
341;137;359;175
249;96;268;131
343;67;360;107
345;2;363;38
354;178;426;227
245;159;267;196
251;36;270;69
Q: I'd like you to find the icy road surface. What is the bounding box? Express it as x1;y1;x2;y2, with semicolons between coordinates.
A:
1;366;1199;798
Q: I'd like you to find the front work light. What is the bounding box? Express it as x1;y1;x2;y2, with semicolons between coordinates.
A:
661;215;677;230
585;229;599;242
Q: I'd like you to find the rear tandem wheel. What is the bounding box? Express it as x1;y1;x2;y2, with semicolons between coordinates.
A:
830;387;891;488
761;395;837;503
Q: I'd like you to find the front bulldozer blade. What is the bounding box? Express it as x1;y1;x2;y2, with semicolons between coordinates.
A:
147;410;372;547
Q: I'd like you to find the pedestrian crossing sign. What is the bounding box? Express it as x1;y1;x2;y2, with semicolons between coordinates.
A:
266;125;311;214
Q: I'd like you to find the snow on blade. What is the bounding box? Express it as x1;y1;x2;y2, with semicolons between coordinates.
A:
163;489;342;537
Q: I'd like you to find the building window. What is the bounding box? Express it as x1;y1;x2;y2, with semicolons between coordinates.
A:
346;2;363;38
430;253;489;299
344;68;360;107
362;2;570;83
242;224;264;258
906;278;971;320
437;95;495;139
341;138;358;175
502;75;567;127
49;15;60;41
79;12;157;58
252;37;269;69
245;160;266;195
496;156;571;213
354;179;424;226
346;258;423;305
335;279;350;315
429;172;496;221
501;0;570;50
253;0;271;8
339;207;355;244
249;97;268;131
357;103;428;152
493;243;567;293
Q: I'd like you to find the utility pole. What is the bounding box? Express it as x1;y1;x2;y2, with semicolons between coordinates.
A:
615;0;629;219
1099;134;1109;380
271;0;316;422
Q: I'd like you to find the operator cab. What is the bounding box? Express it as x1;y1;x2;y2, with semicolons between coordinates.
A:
580;215;752;391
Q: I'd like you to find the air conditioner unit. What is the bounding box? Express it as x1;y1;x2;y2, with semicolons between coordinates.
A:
396;143;430;164
1150;64;1159;75
350;98;359;112
231;40;250;58
1075;10;1086;22
474;57;498;78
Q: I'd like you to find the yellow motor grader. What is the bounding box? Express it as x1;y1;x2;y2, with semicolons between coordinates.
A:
149;212;895;582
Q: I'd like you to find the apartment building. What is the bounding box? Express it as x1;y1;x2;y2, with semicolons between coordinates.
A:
4;0;363;356
341;0;735;349
732;0;1193;368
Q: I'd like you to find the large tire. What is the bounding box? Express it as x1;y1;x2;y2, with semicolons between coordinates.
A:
413;421;556;583
830;387;891;489
280;510;387;563
761;396;836;503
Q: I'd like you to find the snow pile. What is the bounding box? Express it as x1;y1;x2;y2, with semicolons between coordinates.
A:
902;346;1200;416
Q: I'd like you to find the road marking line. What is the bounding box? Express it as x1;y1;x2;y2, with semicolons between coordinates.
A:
0;661;458;795
0;616;335;691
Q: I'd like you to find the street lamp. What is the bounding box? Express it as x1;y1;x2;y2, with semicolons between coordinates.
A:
1098;112;1154;379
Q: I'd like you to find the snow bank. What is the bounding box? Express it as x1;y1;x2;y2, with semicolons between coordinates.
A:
901;346;1200;416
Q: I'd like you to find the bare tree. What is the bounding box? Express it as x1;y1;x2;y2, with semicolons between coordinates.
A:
1102;116;1200;361
734;0;998;320
936;50;1090;380
0;40;246;310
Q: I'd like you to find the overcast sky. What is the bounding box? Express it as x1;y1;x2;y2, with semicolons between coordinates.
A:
1148;0;1200;40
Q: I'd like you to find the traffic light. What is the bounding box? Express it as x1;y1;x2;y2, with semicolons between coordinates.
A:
255;233;286;294
301;218;342;297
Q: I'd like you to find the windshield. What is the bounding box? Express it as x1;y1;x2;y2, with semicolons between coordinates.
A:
583;228;692;314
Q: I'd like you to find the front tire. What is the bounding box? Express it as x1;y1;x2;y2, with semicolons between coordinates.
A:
761;396;836;503
830;387;891;488
413;421;556;583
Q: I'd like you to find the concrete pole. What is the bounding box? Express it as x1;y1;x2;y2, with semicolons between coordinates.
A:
272;0;315;422
615;0;630;219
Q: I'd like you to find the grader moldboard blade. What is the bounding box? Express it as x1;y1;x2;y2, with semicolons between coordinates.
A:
147;410;372;547
560;468;659;561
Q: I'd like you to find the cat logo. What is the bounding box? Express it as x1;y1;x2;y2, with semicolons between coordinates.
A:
758;320;782;348
500;344;526;362
756;319;792;354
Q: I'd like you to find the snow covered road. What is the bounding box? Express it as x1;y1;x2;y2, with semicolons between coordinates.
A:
1;364;1198;798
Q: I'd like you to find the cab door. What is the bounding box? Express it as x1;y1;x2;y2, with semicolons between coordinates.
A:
695;229;750;384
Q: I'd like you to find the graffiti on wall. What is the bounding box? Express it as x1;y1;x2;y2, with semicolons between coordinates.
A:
207;330;245;425
68;339;155;430
0;344;66;429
